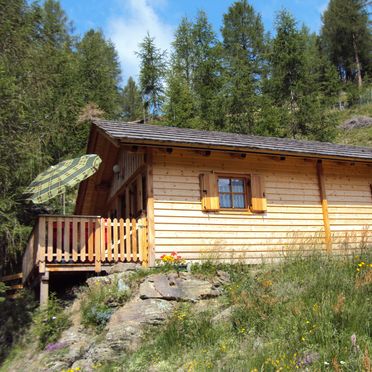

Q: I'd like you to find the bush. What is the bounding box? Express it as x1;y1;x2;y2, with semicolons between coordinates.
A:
0;290;36;363
33;294;70;350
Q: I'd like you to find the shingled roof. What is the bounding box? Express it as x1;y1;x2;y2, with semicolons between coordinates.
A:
93;119;372;162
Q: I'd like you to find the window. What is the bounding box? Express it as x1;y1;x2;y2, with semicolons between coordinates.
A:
218;177;247;209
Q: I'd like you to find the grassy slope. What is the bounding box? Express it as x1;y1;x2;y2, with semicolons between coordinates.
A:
335;103;372;147
104;252;372;371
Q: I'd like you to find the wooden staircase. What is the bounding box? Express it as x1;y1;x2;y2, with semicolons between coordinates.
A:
0;273;23;299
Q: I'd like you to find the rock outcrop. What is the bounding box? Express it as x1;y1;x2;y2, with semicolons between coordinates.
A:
17;269;229;372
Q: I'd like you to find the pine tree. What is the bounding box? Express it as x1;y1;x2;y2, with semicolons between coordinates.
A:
190;11;224;130
221;0;267;134
120;77;143;121
76;29;121;117
164;69;198;128
321;0;371;87
172;17;194;86
269;11;338;140
136;33;167;121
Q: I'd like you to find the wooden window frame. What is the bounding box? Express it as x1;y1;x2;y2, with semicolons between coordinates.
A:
217;175;251;211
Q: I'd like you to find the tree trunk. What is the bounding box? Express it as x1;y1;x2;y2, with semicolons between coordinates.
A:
352;33;363;88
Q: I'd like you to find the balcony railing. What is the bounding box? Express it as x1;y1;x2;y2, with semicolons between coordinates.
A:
22;215;149;284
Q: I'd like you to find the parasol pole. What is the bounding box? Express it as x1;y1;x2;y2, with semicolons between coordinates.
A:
62;192;66;215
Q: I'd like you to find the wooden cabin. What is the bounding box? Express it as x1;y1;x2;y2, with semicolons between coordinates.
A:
22;119;372;302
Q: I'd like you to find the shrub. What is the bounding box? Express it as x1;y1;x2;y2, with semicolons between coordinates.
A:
0;290;36;363
32;294;70;350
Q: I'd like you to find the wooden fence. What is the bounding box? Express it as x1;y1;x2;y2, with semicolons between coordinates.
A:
22;215;148;283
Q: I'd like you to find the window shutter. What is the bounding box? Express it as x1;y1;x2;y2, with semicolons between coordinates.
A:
251;174;267;212
200;173;220;211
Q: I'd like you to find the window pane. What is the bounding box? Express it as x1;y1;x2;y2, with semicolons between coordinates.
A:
233;194;245;208
220;193;232;208
232;178;244;193
218;178;230;193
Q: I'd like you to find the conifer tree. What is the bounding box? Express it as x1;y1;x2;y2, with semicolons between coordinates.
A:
136;33;167;121
321;0;371;86
76;29;121;117
221;0;267;134
269;11;337;140
121;77;143;121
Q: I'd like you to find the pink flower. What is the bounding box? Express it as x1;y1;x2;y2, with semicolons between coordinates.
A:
171;251;177;256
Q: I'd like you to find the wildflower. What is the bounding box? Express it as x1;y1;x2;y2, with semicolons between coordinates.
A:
305;320;310;324
324;361;330;365
340;361;346;365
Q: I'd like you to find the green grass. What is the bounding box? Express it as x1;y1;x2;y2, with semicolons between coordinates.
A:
334;102;372;147
103;251;372;371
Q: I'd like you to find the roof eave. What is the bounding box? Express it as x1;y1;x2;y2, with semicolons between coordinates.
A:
116;138;372;164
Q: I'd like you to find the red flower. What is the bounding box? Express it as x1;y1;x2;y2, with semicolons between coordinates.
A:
171;251;177;256
177;256;182;260
160;255;165;259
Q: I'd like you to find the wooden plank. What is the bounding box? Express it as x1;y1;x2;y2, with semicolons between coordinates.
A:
80;219;86;262
0;273;23;282
125;188;130;219
119;218;125;262
72;219;78;262
38;217;46;263
9;284;23;290
95;219;101;262
101;218;106;262
317;161;332;252
113;218;119;261
132;218;137;262
107;218;112;262
47;219;53;262
126;218;131;262
146;149;156;266
88;220;94;262
138;218;143;262
56;218;62;262
136;175;143;211
64;218;70;262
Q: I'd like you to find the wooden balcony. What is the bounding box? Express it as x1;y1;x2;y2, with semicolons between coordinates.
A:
22;215;149;301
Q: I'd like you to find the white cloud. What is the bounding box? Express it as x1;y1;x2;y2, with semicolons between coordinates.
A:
107;0;174;83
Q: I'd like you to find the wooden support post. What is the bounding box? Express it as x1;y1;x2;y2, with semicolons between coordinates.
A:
40;271;49;306
146;149;156;266
316;160;332;252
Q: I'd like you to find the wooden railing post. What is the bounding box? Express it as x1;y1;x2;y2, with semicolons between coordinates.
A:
138;216;149;267
38;217;46;273
94;218;101;272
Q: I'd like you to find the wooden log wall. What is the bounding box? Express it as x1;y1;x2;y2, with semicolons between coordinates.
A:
151;148;372;263
323;161;372;251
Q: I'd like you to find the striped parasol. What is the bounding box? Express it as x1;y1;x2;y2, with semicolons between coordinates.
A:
24;154;102;205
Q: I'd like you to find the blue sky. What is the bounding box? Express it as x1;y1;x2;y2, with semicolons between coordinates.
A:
59;0;329;81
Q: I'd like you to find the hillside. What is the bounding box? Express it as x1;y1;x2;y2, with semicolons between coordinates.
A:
1;251;371;371
335;103;372;147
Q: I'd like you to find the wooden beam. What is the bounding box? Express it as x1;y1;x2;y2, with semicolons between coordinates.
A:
316;160;332;252
146;149;156;266
40;271;49;306
0;273;23;282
